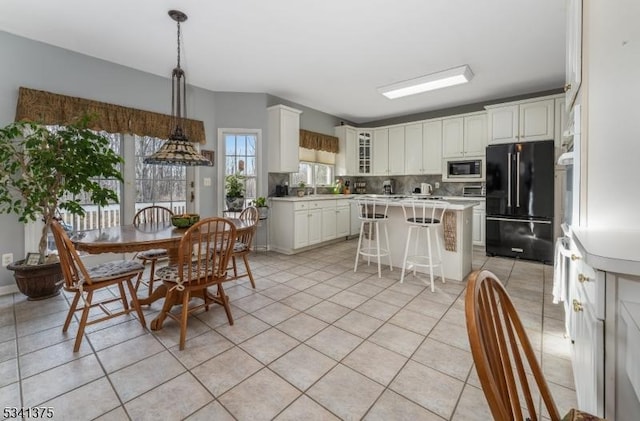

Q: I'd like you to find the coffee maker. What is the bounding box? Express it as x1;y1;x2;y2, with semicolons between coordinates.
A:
382;179;395;195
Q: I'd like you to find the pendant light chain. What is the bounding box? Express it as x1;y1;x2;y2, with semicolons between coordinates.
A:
176;19;181;69
143;9;212;166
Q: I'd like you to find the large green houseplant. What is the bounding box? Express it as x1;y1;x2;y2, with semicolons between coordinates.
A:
0;116;124;299
225;173;245;211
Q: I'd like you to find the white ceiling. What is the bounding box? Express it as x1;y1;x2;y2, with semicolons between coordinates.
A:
0;0;566;124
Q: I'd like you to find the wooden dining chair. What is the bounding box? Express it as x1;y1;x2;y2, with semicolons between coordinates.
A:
132;205;174;299
465;270;605;421
154;217;236;350
229;206;259;288
50;220;147;352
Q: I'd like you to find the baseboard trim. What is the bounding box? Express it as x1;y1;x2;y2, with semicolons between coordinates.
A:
0;284;19;297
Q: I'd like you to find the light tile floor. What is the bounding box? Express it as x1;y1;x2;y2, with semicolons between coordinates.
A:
0;241;576;420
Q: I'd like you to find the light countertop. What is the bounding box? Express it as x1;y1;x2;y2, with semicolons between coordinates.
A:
269;194;480;210
572;227;640;276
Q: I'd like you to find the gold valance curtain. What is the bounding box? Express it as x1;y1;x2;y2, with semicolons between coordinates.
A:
299;129;339;153
14;87;206;144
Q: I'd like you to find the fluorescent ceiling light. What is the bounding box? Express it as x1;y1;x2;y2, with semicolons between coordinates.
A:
378;65;474;99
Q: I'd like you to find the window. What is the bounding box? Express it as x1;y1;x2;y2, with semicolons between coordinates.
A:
291;162;335;188
134;135;187;215
222;131;258;210
56;130;123;232
55;133;189;232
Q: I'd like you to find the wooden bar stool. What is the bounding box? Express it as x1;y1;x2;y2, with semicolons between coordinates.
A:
399;199;448;292
354;196;393;278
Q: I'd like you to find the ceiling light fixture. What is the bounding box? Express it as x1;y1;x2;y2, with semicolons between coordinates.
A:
378;65;474;99
144;10;212;166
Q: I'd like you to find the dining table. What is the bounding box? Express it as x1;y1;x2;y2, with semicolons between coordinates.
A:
72;218;253;330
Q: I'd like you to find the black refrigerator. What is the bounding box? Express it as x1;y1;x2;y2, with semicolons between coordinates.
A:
485;140;555;263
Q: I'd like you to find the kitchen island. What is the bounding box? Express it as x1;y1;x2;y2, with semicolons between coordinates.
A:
356;196;478;282
269;194;479;282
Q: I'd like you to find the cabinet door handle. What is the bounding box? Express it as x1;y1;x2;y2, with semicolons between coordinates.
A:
571;254;580;261
564;83;572;92
572;299;583;312
578;273;589;283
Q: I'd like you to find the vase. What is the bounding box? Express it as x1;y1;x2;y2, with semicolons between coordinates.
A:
8;260;64;300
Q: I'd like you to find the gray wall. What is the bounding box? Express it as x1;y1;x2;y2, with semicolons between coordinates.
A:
0;31;349;290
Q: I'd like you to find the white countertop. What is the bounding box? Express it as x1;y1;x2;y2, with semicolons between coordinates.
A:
269;194;480;210
572;227;640;276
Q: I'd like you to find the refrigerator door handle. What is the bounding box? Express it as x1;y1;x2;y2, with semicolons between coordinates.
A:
516;152;521;207
507;153;512;207
486;216;552;224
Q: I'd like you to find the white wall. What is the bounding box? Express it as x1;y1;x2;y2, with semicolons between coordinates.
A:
582;0;640;228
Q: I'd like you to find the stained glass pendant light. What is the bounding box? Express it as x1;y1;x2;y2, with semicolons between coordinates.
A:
144;10;212;166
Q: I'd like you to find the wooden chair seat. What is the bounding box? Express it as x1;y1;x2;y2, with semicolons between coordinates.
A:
152;217;236;350
50;221;147;352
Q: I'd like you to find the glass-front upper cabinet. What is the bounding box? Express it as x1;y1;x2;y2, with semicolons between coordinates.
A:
357;130;372;174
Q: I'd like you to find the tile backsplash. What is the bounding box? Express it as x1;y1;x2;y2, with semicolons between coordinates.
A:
268;173;483;197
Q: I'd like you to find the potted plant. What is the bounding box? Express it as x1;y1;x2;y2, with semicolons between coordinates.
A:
297;181;306;197
252;196;268;219
0;117;124;300
225;173;245;211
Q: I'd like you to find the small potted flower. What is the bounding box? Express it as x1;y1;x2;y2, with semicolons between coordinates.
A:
297;182;306;197
252;196;269;219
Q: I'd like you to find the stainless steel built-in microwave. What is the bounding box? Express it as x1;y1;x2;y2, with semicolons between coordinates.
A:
446;159;483;178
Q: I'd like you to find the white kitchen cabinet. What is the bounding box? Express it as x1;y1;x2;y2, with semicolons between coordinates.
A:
321;206;337;242
569;254;604;416
388;126;405;175
267;104;302;172
335;125;357;175
373;127;404;176
372;128;388;176
486;98;555;144
472;200;486;246
350;200;360;237
356;130;372;175
294;205;321;249
336;200;350;238
404;123;423;174
442;117;464;158
464;113;488;156
404;120;442;175
565;0;582;111
423;120;443;174
271;198;349;254
567;229;640;420
442;112;487;158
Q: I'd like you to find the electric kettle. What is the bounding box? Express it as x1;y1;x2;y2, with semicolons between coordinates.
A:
421;183;433;195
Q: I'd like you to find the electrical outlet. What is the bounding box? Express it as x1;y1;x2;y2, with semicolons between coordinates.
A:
203;177;211;187
435;182;440;189
2;253;13;267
